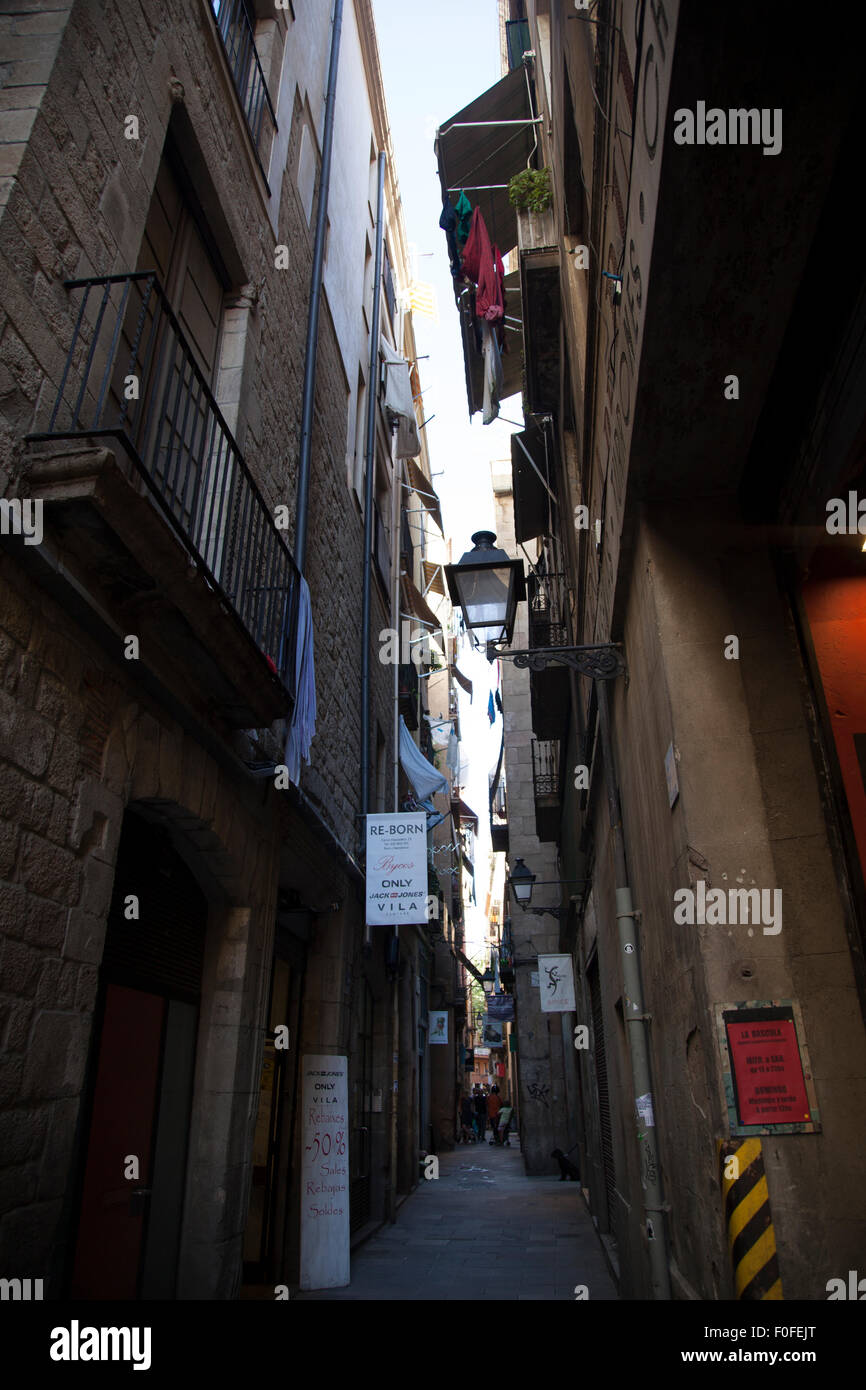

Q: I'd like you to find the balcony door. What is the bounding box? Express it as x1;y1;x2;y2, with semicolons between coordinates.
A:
127;152;230;559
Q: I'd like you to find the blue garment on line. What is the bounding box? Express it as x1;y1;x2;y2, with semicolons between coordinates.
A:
285;576;317;785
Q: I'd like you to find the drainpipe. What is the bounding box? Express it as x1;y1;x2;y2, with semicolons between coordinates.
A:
360;150;387;839
294;0;344;573
596;679;671;1299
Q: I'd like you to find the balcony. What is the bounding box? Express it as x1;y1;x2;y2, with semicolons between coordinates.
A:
27;271;300;728
531;738;561;843
398;662;419;729
528;570;570;740
518;208;560;417
211;0;277;172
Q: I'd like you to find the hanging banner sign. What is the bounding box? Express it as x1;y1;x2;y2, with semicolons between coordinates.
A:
365;813;428;925
429;1010;449;1044
487;993;515;1023
537;954;576;1012
723;1006;812;1128
482;1017;504;1046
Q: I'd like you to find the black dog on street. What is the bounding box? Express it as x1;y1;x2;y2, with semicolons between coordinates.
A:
552;1148;580;1181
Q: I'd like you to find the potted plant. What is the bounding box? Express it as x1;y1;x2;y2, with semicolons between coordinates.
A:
508;167;553;213
509;168;555;251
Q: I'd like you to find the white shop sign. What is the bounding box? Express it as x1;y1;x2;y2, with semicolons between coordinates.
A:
365;812;428;925
299;1055;349;1290
537;954;576;1013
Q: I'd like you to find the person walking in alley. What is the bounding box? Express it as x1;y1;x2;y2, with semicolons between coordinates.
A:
487;1084;501;1144
496;1099;513;1146
473;1086;488;1141
459;1091;475;1143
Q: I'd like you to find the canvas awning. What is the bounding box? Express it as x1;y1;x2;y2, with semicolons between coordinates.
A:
404;456;444;532
402;574;441;633
436;65;539;256
422;560;446;597
452;797;479;830
511;424;557;543
451;665;473;699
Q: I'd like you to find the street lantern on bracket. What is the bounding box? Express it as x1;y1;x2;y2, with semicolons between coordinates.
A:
508;857;589;921
444;530;626;677
508;858;536;906
481;967;495;996
444;531;525;652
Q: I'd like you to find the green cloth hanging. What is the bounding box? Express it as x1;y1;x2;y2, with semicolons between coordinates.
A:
455;191;473;246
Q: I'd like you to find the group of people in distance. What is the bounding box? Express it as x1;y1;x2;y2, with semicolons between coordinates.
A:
458;1084;513;1145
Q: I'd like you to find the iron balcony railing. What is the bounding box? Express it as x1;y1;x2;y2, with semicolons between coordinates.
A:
211;0;277;167
30;271;300;701
531;738;561;800
528;570;570;648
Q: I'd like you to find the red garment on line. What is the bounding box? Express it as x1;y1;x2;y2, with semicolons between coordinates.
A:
460;206;505;323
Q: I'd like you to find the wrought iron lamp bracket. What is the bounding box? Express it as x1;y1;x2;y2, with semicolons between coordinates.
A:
487;641;626;681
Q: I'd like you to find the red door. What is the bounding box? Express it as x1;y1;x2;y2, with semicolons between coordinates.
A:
70;984;165;1298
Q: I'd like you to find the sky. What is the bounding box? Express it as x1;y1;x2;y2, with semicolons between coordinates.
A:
371;0;521;958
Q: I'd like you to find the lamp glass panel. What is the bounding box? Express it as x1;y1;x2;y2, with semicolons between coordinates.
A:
458;565;513;634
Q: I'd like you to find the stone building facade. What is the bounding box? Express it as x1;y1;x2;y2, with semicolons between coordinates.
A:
440;0;866;1300
0;0;440;1298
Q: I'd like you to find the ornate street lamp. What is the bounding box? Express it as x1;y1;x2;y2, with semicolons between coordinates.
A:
445;530;626;676
444;531;526;652
508;858;536;906
508;857;589;921
481;967;495;996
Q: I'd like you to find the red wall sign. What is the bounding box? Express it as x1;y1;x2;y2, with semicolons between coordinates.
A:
724;1008;811;1127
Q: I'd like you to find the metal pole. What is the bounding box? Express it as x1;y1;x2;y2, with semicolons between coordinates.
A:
596;679;671;1299
294;0;344;573
360;151;386;841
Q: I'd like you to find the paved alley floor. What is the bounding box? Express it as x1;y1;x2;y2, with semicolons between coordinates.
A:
294;1140;619;1301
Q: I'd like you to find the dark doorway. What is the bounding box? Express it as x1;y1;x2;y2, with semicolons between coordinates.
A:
70;809;206;1299
242;921;307;1285
350;979;374;1235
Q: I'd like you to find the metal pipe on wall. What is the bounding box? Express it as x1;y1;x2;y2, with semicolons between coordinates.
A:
360;151;387;842
596;678;671;1299
294;0;344;573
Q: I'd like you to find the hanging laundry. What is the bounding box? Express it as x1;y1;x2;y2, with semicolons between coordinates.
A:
481;320;503;425
487;691;496;724
446;730;461;775
460;207;505;323
455;190;473;246
424;714;452;751
382;340;421;457
399;714;448;802
284;576;317;784
439;198;463;280
495;689;503;714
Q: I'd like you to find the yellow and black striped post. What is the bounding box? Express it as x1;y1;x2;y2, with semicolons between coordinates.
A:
718;1139;783;1300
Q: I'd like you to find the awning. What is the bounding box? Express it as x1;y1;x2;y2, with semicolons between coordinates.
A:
404;456;444;532
402;574;441;633
452;797;479;830
451;665;473;699
511;424;557;543
456;948;484;985
422;560;446;597
459;271;523;419
436;65;539;256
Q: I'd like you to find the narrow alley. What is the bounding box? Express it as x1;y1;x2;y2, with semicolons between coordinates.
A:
294;1143;618;1301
